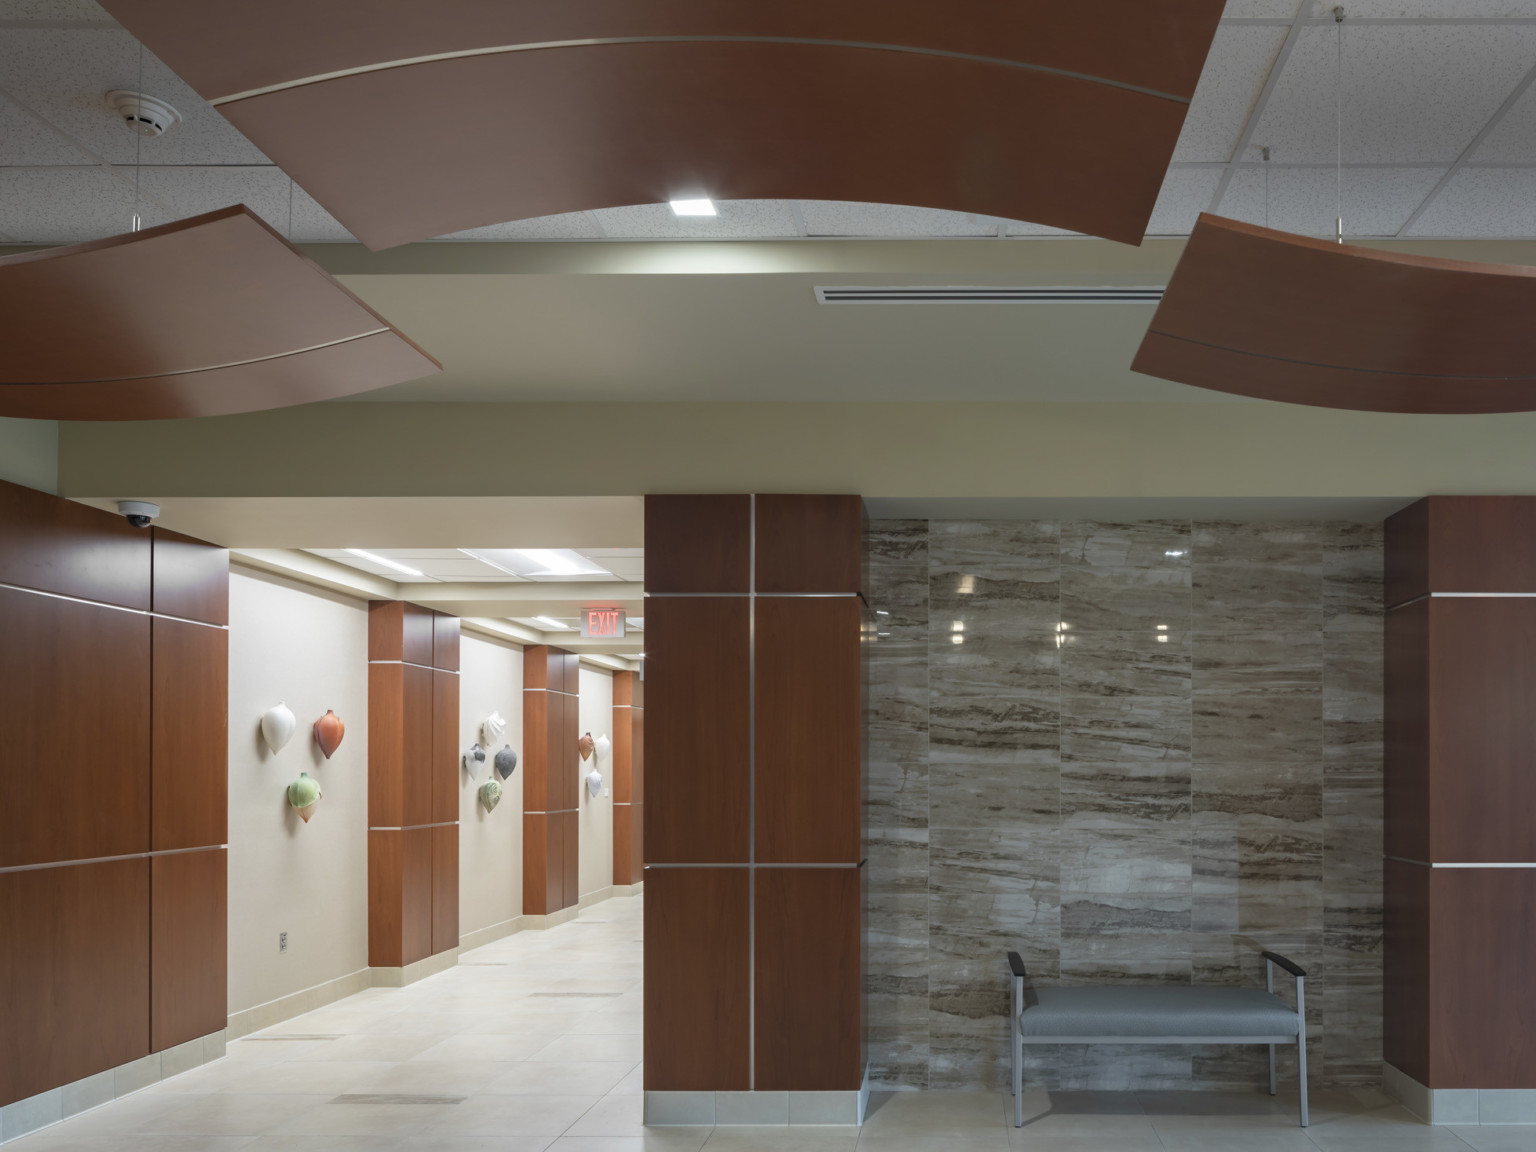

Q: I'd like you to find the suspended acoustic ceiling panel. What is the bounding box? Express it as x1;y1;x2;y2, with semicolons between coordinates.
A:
1132;214;1536;414
0;205;439;420
96;1;1225;250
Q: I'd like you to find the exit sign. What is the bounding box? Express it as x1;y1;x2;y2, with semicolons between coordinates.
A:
581;608;626;639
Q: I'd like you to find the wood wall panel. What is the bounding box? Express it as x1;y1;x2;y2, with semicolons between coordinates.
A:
368;662;404;827
561;809;579;910
1429;868;1536;1088
613;805;635;888
402;662;433;828
150;528;229;625
1387;497;1536;604
401;826;433;966
152;618;229;851
755;597;862;864
645;494;750;593
1383;599;1429;864
522;691;550;812
432;613;460;671
1384;499;1430;609
630;803;644;880
523;814;550;917
545;815;565;915
644;868;749;1091
431;669;459;824
1428;599;1536;862
1383;858;1430;1085
754;494;863;594
402;604;435;666
432;824;458;954
0;477;150;608
645;597;750;863
151;849;227;1052
0;859;149;1107
0;586;150;868
368;828;404;966
369;600;405;661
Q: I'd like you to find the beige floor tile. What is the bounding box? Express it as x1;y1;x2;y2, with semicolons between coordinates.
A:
413;1034;565;1063
343;1059;518;1096
566;1014;645;1036
1447;1128;1536;1152
286;1035;449;1063
562;1094;650;1137
858;1132;1013;1152
548;1136;711;1152
137;1093;333;1135
416;1094;603;1138
861;1091;1010;1133
484;1061;638;1096
266;1098;464;1136
532;1036;646;1065
1303;1130;1480;1151
704;1124;859;1151
609;1065;645;1096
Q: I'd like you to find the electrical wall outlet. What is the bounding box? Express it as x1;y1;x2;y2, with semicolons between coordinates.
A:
279;931;288;953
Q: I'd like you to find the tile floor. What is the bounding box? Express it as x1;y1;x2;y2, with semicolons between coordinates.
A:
7;893;1532;1151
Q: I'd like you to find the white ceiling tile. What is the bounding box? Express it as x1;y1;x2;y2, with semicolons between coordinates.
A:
0;94;91;163
437;211;605;241
127;166;355;241
1329;1;1536;15
798;200;999;237
0;28;267;165
578;548;645;558
1221;0;1303;16
1404;167;1536;236
0;0;112;19
1003;220;1077;236
0;165;133;241
1218;164;1446;236
1252;24;1536;163
1175;25;1292;163
594;199;799;239
1468;73;1536;162
1145;168;1225;235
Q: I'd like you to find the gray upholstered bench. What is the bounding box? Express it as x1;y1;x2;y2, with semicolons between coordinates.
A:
1007;950;1308;1127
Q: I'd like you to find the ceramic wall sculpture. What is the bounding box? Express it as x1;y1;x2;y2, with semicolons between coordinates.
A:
594;733;612;759
261;701;296;753
481;710;506;746
313;709;345;758
579;732;595;761
287;771;322;822
462;742;486;776
479;778;502;812
494;745;517;780
585;765;603;798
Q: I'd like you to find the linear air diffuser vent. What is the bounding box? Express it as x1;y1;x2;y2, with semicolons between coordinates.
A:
814;286;1165;304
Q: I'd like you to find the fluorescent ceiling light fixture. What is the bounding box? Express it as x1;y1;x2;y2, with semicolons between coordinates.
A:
459;548;611;578
346;548;423;577
669;198;716;216
535;615;575;631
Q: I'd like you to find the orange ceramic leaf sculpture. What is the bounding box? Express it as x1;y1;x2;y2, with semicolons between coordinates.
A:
314;709;345;759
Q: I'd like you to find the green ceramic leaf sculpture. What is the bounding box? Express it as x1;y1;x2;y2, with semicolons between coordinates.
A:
288;771;323;823
479;778;503;812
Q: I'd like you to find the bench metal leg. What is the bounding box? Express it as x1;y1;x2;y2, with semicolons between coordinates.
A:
1011;966;1023;1126
1268;1044;1276;1096
1296;977;1309;1127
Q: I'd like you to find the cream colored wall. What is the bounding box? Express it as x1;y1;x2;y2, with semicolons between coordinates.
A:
457;631;525;937
0;416;57;493
577;665;614;898
226;567;370;1016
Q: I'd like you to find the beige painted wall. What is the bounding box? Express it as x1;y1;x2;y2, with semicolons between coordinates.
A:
458;632;525;937
227;567;370;1016
578;666;614;898
0;416;57;494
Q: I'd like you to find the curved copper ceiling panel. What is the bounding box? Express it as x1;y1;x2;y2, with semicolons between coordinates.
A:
0;205;440;420
96;1;1225;250
1132;215;1536;414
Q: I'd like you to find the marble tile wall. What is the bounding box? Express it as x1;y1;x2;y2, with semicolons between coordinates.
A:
865;520;1383;1092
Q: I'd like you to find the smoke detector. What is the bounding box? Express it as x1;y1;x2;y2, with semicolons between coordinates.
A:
105;90;181;137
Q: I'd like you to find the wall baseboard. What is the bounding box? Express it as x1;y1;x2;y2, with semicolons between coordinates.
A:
612;881;644;897
458;916;527;952
370;947;460;989
521;905;581;930
0;1030;225;1145
1382;1061;1536;1126
579;885;614;909
226;968;372;1040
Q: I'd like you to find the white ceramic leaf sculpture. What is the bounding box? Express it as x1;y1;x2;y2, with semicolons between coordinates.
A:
594;733;612;759
462;743;487;777
481;710;506;746
261;701;296;753
586;766;603;798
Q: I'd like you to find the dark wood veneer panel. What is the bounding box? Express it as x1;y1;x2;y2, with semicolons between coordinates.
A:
523;813;549;917
431;669;459;825
1424;497;1536;595
151;849;227;1051
1383;599;1429;863
432;613;460;671
1383;858;1430;1085
368;662;403;827
613;805;635;887
545;813;565;914
369;600;404;661
431;824;458;955
754;868;862;1091
755;597;862;863
1384;498;1429;609
402;604;435;667
151;527;229;625
559;689;579;812
0;859;150;1107
754;495;863;594
0;587;150;867
1430;868;1536;1088
402;663;433;828
368;828;403;967
401;826;433;966
152;618;228;851
523;644;550;692
0;478;151;609
522;691;550;812
645;495;750;594
644;867;749;1090
645;597;750;863
1428;598;1536;862
561;809;579;911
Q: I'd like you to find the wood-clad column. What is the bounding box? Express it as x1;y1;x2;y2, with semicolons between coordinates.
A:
644;494;865;1101
0;481;227;1109
368;602;460;967
1384;497;1536;1095
612;670;644;887
523;645;580;916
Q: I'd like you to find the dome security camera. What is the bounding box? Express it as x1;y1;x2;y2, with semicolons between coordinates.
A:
117;500;161;528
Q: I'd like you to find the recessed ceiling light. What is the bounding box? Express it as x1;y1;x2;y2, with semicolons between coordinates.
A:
346;548;424;577
669;198;716;216
459;548;611;578
535;615;574;631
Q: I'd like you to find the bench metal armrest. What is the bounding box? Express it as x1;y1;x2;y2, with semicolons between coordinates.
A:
1007;951;1028;979
1261;951;1306;979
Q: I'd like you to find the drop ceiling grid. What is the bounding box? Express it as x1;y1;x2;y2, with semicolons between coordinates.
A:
1;4;1536;240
